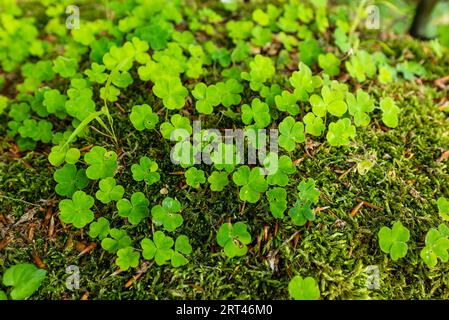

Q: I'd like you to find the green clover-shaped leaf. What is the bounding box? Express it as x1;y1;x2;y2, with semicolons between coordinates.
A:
59;191;95;228
289;62;322;102
326;118;356;146
52;56;78;78
275;90;299;116
88;217;110;240
160;114;192;140
420;224;449;267
95;177;124;204
380;97;400;128
267;187;287;219
171;235;193;267
232;166;268;203
378;221;410;261
288;275;320;300
131;156;160;185
208;171;229;192
185;167;206;188
130;104;159;131
216;222;252;258
153;77;188;110
318;52;340;76
241;98;271;128
265;154;296;186
141;231;174;265
151;197;183;231
303;112;325;136
278;116;305;151
116;247;140;271
192;82;220;114
309;85;347;117
2;263;46;300
117;192;149;225
54;164;89;196
437;197;449;221
346;89;375;127
84;146;118;180
101;228;132;253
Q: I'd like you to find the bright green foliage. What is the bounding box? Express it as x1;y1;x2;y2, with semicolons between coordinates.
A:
345;50;376;82
278;116;305;152
88;217;110;240
153;77;188;110
101;228;132;253
141;231;175;266
151;197;183;232
241;98;271;128
43;89;66;118
116;247;140;271
131;156;160;185
326;118;356;146
289;178;320;226
191;83;220;114
275;91;299;116
309;85;347;117
216;79;243;107
49;146;80;167
65;79;96;121
420;224;449;267
298;39;322;66
216;222;252;258
160;114;192;140
117;192;150;225
241;54;275;91
2;264;46;300
129;104;159;130
266;187;287;218
84;62;108;84
289;62;322;102
378;221;410;261
232;166;268;203
252;9;270;26
208;171;229;191
171;235;193;267
18;119;53;143
437;197;449;221
185;167;206;188
303;112;325;136
380;97;400;128
265;154;296;186
100;85;120;102
288;276;320;300
95;177;124;204
52;56;78;78
346;89;375;127
54;164;89;196
318;53;340;76
397;61;427;81
59;191;95;228
84;147;118;180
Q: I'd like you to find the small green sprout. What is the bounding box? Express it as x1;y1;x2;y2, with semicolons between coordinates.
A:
216;222;252;258
380;97;400;128
288;276;320;300
378;221;410;261
288;178;320;226
289;62;322;102
59;191;95;228
116;247;140;271
84;62;108;84
43;89;66;118
101;228;132;253
151;197;183;232
232;166;268;203
278;116;305;152
129;104;159;131
153;77;188;110
345;50;376;82
318;52;341;76
437;197;449;221
2;263;46;300
266;187;287;218
241;98;271;128
346;89;375;127
52;56;78;78
141;231;175;266
303;112;325;136
326;118;356;146
217;79;243;107
264;154;296;186
117;192;150;225
185;167;206;188
420;224;449;267
53;164;88;196
95;177;125;204
88;217;110;240
241;54;275;91
208;171;229;192
84;146;118;180
172;235;193;267
131;156;160;185
309;85;347;117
